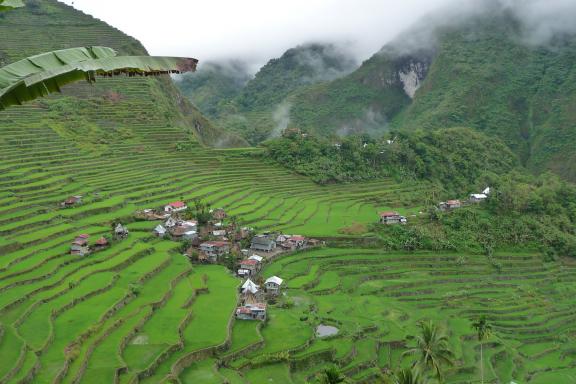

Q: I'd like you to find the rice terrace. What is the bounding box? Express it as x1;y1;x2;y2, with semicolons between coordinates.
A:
1;0;576;383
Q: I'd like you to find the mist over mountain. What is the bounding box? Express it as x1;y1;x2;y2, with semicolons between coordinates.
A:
174;0;576;180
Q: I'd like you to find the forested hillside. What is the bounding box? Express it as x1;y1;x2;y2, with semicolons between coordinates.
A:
176;43;358;144
178;3;576;182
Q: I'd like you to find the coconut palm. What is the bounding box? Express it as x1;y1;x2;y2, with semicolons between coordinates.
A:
394;367;428;384
403;320;454;383
0;46;197;110
471;315;492;384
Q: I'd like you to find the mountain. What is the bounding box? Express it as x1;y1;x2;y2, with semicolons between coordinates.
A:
0;0;247;148
288;8;576;180
174;60;251;119
175;43;358;144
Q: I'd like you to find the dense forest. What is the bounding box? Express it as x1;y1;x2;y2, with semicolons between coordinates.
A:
261;127;518;192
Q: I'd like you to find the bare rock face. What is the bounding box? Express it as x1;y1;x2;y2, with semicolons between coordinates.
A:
398;60;429;98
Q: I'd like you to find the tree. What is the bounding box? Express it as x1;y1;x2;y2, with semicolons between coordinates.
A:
471;316;492;384
394;367;428;384
315;366;348;384
0;46;197;110
403;320;454;383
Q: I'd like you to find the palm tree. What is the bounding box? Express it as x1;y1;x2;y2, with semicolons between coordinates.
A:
471;316;492;384
403;320;454;383
315;366;347;384
394;367;428;384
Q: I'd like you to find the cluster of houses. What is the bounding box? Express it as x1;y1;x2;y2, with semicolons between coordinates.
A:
379;187;492;225
69;224;129;256
439;187;491;211
235;275;284;321
153;217;198;241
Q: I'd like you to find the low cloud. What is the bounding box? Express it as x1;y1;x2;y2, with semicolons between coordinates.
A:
270;102;292;139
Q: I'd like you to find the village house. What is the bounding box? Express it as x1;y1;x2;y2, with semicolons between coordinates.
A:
94;237;109;251
469;193;488;203
70;234;90;256
212;229;227;237
235;303;266;321
249;255;263;263
62;195;82;207
181;220;198;230
211;208;227;220
199;241;230;263
470;187;491;203
241;278;260;297
288;235;307;248
114;223;129;239
235;227;252;241
439;200;462;211
153;225;167;237
164;217;178;228
251;235;277;252
164;201;187;213
308;238;321;247
238;258;260;276
379;211;407;225
276;234;289;245
170;226;189;240
265;276;284;296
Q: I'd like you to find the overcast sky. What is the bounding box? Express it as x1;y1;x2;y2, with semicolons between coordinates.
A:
58;0;454;71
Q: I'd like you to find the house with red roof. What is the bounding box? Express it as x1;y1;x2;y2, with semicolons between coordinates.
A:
62;195;82;207
94;237;109;251
71;234;90;256
164;201;188;213
239;258;261;276
439;200;462;210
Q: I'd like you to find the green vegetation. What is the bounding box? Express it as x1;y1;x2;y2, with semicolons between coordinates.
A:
176;43;358;144
217;247;576;383
261;128;518;190
0;1;575;383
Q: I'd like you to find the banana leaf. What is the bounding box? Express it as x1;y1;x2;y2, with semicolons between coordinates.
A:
0;46;198;110
0;0;24;11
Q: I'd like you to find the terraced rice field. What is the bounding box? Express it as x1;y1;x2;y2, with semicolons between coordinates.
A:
0;80;420;383
215;248;576;383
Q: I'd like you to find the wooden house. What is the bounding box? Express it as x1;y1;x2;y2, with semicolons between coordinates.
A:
154;225;167;237
251;235;277;252
71;234;90;256
264;276;284;295
62;195;82;207
235;303;266;321
94;237;109;251
199;241;230;263
211;208;227;220
379;211;407;225
114;224;129;239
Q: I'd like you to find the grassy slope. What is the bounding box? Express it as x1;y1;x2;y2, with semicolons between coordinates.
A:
0;0;247;148
393;14;576;181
